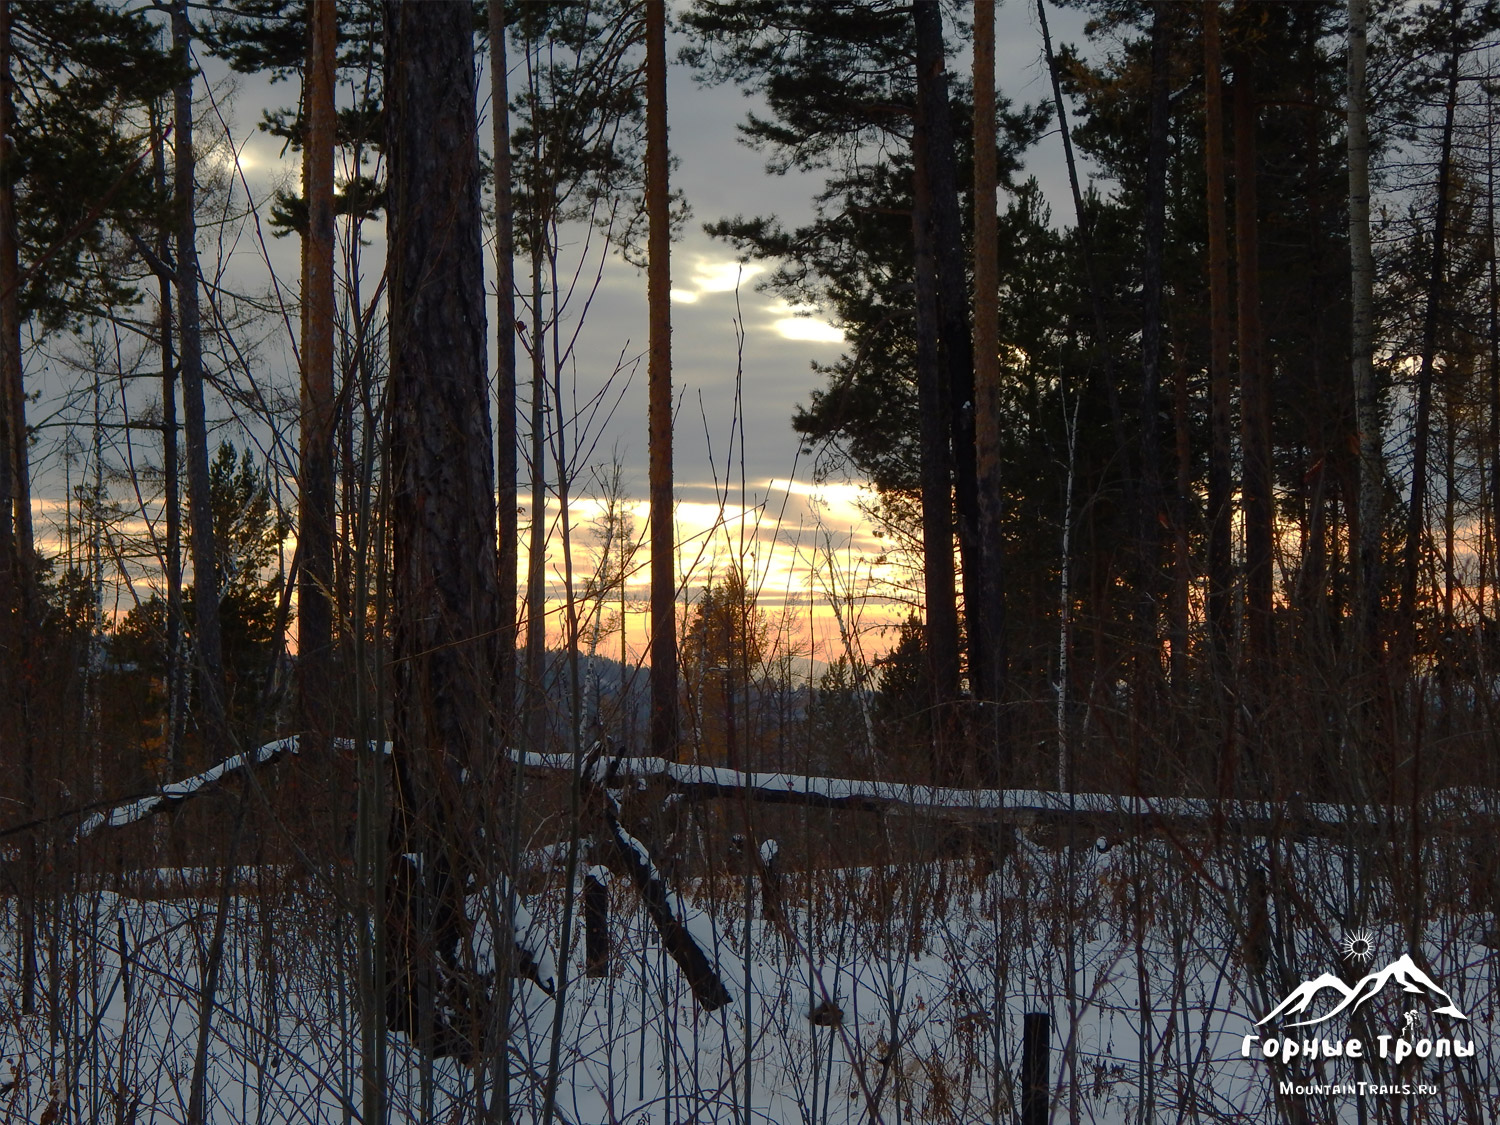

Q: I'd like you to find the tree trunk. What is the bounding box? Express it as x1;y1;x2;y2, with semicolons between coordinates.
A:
487;3;520;1117
299;0;337;746
1172;343;1191;690
1037;0;1132;503
151;101;186;778
525;233;547;754
0;0;27;598
0;0;36;1018
491;0;518;752
971;0;1008;779
1137;0;1171;668
1348;0;1383;668
1488;85;1499;651
647;0;678;760
912;111;960;749
915;0;996;742
1398;1;1463;662
384;0;499;1057
173;0;231;753
1203;0;1234;677
1233;53;1273;664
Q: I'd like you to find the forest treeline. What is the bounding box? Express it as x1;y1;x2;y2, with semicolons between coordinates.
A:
2;0;1499;1094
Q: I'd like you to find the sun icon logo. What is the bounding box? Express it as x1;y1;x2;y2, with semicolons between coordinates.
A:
1341;930;1376;965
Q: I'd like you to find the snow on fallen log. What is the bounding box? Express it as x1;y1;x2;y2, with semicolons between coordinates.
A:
510;749;1498;840
73;736;395;839
76;737;1499;847
602;792;732;1011
75;737;305;838
468;882;556;994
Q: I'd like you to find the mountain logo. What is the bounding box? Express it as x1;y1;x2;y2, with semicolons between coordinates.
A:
1257;954;1468;1029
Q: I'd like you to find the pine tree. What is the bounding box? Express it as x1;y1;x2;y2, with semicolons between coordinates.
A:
647;0;676;760
384;0;498;1057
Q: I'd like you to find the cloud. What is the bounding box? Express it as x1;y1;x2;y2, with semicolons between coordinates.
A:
771;315;844;344
690;258;762;294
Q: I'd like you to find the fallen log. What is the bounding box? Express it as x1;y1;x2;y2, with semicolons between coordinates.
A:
60;737;1500;849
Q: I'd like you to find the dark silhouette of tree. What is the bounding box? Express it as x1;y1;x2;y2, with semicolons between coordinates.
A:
384;0;499;1058
647;0;677;760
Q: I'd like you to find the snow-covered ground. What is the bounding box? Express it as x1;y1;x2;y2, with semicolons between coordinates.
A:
3;831;1497;1123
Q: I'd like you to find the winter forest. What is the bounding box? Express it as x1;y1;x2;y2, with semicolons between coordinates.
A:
4;0;1500;1121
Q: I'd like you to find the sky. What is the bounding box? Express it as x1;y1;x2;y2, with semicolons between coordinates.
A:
28;0;1097;672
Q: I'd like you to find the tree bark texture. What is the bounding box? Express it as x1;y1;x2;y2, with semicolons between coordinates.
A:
384;0;499;1055
647;0;678;759
299;0;337;744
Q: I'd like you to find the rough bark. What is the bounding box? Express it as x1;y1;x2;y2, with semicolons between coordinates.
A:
384;0;499;1056
299;0;337;744
1203;1;1234;675
173;0;232;753
646;0;678;759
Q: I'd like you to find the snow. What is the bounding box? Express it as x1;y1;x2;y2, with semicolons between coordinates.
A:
509;748;1488;836
7;831;1498;1123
